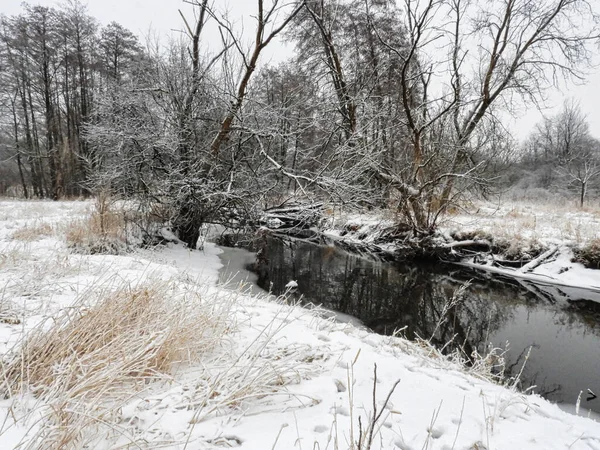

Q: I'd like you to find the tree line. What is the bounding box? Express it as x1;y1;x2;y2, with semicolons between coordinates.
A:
517;101;600;206
0;1;142;199
1;0;599;248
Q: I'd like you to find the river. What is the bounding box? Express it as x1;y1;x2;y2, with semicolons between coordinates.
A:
217;235;600;415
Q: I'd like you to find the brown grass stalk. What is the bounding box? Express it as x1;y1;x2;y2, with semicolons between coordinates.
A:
1;281;233;448
10;223;54;242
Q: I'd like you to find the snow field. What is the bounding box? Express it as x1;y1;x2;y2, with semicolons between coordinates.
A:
443;200;600;248
0;200;598;449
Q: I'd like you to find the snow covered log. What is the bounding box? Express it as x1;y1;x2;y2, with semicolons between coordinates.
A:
262;202;324;230
518;246;558;273
444;239;492;250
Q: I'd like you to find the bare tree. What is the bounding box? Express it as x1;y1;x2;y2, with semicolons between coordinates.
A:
0;0;142;198
300;0;358;141
363;0;600;233
558;134;600;207
522;100;600;205
209;0;304;156
87;1;305;249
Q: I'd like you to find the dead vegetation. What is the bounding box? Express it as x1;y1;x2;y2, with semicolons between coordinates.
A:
572;239;600;269
10;222;54;241
65;194;130;254
0;246;29;269
1;281;234;448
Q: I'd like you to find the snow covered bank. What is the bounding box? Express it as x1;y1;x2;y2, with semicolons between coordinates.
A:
456;248;600;298
1;200;599;449
444;201;600;296
322;201;600;297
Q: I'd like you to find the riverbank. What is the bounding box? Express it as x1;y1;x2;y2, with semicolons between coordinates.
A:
1;199;600;449
319;200;600;297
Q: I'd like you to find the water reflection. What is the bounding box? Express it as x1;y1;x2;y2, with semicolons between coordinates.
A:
247;236;600;412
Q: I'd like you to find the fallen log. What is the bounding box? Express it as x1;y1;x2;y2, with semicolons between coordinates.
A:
265;202;323;215
262;203;324;229
518;246;558;273
491;257;532;269
444;239;492;249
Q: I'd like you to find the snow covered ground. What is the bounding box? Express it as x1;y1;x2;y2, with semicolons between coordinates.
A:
1;199;600;449
444;201;600;293
324;200;600;295
445;201;600;247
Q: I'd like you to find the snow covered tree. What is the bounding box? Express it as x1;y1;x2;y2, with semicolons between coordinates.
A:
522;101;600;205
86;0;304;249
0;0;142;197
284;0;600;234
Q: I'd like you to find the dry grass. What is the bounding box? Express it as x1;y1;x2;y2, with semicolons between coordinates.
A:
10;223;54;242
65;194;129;254
0;286;323;448
572;239;600;269
1;281;234;449
0;246;29;269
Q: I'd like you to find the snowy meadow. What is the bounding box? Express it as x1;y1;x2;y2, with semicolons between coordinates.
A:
2;0;600;447
0;199;598;449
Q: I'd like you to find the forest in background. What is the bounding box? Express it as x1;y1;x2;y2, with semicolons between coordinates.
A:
1;0;599;248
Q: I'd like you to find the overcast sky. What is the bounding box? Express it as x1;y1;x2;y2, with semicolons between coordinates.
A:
2;0;600;142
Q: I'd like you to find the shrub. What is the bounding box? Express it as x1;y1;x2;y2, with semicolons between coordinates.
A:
572;239;600;269
65;194;130;254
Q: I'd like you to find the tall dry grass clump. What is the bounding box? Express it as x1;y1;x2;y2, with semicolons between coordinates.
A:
1;281;234;448
10;222;54;242
65;193;129;254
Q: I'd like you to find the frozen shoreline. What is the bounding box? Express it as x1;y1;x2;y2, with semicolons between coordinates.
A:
318;204;600;302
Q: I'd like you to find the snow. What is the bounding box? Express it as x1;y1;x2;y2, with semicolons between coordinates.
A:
1;199;600;449
457;247;600;297
284;279;298;289
323;202;600;296
446;201;600;247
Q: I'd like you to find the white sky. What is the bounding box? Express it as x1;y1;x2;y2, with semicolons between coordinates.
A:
2;0;600;142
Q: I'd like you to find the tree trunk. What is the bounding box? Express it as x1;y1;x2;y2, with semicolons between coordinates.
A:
43;37;63;200
26;78;47;197
12;103;29;199
16;154;28;199
174;205;201;250
19;76;42;198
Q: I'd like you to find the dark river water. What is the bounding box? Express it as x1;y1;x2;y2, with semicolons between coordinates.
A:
218;236;600;415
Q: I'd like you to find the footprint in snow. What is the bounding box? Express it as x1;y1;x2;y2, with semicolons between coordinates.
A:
334;379;346;392
331;405;350;416
428;426;445;439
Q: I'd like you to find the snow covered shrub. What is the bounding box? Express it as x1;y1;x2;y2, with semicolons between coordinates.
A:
498;238;545;262
1;281;233;448
112;199;176;248
572;239;600;269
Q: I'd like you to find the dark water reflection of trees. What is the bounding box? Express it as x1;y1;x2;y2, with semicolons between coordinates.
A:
249;237;600;412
